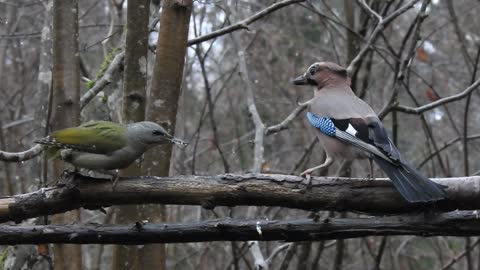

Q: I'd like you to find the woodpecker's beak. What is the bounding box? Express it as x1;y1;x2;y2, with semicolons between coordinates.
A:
292;75;308;85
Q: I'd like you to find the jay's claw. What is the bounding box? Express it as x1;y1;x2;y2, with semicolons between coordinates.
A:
300;171;313;188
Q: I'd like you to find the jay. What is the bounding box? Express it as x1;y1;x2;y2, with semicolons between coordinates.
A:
293;62;447;203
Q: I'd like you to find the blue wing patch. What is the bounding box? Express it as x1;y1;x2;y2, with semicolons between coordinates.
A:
306;112;336;136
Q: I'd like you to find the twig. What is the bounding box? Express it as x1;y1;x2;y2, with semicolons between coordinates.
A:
347;0;420;75
278;243;297;270
446;0;474;73
373;236;388;270
394;78;480;114
265;100;312;136
417;133;480;168
79;51;125;109
441;238;480;270
237;50;265;173
265;243;291;265
195;46;230;173
248;241;267;270
187;0;305;46
0;145;43;162
289;137;319;175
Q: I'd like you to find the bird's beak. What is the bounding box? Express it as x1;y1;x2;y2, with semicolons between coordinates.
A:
292;75;308;85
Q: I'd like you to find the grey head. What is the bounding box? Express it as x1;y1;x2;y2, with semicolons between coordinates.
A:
126;121;187;146
292;62;350;89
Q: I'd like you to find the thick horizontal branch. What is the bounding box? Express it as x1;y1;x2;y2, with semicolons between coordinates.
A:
0;174;479;223
0;211;479;244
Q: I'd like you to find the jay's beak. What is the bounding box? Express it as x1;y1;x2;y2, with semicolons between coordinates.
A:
292;75;308;85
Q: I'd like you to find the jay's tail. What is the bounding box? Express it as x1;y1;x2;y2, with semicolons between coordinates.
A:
373;157;447;203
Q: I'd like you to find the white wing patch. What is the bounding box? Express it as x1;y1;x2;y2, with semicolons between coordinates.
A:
345;124;358;136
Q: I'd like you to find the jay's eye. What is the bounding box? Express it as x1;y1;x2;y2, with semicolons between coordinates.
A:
152;130;163;136
309;67;316;75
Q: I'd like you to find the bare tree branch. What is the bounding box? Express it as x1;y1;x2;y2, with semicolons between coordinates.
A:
394;78;480;114
237;50;265;173
418;133;480;168
265;100;311;136
0;211;479;244
0;145;43;162
79;51;125;109
0;173;479;223
446;0;474;73
347;0;419;75
441;238;480;270
187;0;305;46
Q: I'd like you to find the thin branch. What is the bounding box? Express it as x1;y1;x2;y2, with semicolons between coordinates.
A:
0;173;479;223
278;243;297;270
249;241;267;270
347;0;420;75
237;50;265;173
265;243;291;265
394;78;480;114
441;238;480;270
446;0;474;73
195;46;230;173
0;145;43;162
265;100;312;136
79;51;125;109
187;0;305;46
373;236;388;270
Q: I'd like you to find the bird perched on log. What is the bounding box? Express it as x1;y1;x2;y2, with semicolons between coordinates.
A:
292;62;447;203
34;121;187;180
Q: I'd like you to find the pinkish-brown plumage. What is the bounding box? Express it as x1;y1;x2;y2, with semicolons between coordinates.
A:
293;62;447;203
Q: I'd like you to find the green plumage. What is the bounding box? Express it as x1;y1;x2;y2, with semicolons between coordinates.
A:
34;120;184;171
37;121;128;158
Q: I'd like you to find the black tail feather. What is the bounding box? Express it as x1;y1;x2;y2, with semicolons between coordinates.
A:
373;157;447;203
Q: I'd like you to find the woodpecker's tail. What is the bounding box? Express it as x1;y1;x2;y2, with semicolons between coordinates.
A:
373;157;447;203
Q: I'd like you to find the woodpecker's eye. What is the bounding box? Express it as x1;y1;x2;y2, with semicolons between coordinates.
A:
152;130;163;136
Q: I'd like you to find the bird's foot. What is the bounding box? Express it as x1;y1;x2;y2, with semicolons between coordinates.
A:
92;170;120;190
54;169;82;187
61;169;75;178
111;174;120;191
300;167;316;177
300;169;315;189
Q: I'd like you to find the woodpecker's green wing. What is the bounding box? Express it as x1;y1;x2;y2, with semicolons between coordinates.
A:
39;121;127;154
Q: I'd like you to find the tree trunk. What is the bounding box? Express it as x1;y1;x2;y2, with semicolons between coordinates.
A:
50;0;81;269
142;1;192;269
112;1;152;269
